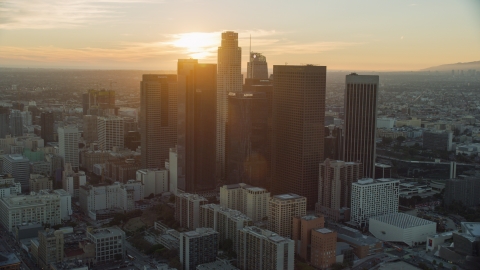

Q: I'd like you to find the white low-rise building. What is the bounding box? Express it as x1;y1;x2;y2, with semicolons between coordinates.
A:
136;168;169;197
52;189;73;220
79;180;144;215
426;231;454;252
0;190;64;231
0;174;21;198
369;213;436;246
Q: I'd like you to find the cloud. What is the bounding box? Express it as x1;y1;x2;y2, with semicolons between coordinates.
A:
0;29;361;68
0;0;156;29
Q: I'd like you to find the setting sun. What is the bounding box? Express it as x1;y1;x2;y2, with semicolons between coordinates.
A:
170;32;219;59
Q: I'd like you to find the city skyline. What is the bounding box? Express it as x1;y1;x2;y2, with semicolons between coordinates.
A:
0;1;479;71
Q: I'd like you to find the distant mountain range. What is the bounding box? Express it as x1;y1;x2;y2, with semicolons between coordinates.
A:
422;61;480;71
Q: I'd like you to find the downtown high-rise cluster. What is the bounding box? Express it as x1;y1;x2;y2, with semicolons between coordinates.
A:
140;31;380;209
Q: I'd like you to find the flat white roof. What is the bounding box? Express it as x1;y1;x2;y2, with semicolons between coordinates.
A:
370;213;435;229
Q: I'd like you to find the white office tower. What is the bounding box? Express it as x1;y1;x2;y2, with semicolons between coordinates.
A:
58;125;79;170
200;204;252;252
136;168;169;197
219;183;270;222
350;178;400;227
0;190;63;231
217;31;243;179
97;116;124;151
2;154;29;190
175;193;207;230
52;189;73;220
268;194;307;238
62;163;86;198
238;226;294;270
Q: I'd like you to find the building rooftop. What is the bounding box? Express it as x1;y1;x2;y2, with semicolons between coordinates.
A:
88;227;124;239
183;228;217;238
272;193;304;201
315;228;333;234
354;178;399;185
370;213;435;229
197;260;239;270
16;223;43;230
461;222;480;237
178;193;207;201
301;215;318;221
0;252;21;267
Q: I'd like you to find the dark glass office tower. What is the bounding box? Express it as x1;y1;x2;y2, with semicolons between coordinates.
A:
247;52;268;79
0;106;9;138
177;59;217;193
226;91;269;188
140;74;178;169
40;111;55;143
343;73;379;178
272;65;326;209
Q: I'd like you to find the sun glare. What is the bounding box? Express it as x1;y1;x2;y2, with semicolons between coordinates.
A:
170;32;219;59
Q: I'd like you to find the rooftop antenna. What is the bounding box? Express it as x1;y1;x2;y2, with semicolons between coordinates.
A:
249;34;252;79
250;34;252;55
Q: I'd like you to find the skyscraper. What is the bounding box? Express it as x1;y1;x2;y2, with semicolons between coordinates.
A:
217;31;242;180
316;159;363;222
40;111;55;143
177;59;217;193
140;74;177;169
58;125;79;171
226;91;269;188
247;52;268;79
0;106;9;138
272;65;326;209
10;110;23;137
97;116;124;151
343;74;379;178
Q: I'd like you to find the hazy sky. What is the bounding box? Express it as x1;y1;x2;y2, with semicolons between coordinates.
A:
0;0;479;71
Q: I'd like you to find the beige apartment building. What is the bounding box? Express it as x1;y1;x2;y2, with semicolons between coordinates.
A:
238;226;294;270
268;194;306;238
220;183;270;222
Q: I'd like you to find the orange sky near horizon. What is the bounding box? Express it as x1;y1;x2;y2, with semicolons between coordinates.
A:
0;0;479;71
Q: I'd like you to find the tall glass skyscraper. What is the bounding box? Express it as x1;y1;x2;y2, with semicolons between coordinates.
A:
177;59;217;193
226;91;269;188
343;73;379;178
140;74;177;169
272;65;326;209
217;31;242;180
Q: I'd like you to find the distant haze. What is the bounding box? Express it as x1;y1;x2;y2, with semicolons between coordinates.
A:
422;61;480;71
